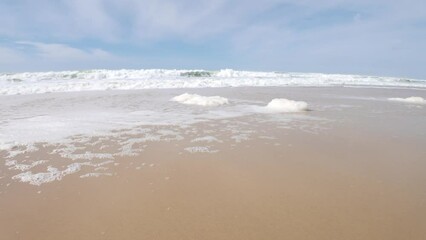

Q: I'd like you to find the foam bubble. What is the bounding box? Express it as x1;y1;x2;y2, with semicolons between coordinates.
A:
171;93;229;106
12;163;82;186
6;160;48;172
80;173;112;178
191;136;222;143
1;69;425;96
388;96;426;104
265;98;308;112
184;146;218;153
59;152;114;161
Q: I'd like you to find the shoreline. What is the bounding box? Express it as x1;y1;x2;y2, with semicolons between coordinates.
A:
1;86;425;239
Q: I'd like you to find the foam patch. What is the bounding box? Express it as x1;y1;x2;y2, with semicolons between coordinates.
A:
265;98;308;112
171;93;229;106
388;96;426;104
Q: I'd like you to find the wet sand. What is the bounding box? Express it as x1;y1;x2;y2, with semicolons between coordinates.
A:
1;87;426;240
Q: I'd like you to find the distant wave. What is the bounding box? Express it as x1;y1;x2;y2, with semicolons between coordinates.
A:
1;69;425;95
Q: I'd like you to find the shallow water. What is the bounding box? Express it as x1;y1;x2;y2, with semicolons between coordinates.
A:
0;87;425;239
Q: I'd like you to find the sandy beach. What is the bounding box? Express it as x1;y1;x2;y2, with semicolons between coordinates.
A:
2;0;426;238
1;87;426;240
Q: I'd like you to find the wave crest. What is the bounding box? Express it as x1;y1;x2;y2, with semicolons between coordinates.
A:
1;69;425;95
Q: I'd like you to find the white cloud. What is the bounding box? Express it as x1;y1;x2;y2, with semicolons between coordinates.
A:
1;0;424;43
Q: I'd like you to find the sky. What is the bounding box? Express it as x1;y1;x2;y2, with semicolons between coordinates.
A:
0;0;425;78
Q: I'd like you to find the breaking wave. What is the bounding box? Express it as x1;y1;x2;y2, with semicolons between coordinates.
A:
1;69;425;95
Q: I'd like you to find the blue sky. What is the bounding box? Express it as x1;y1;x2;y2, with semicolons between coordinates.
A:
1;0;425;78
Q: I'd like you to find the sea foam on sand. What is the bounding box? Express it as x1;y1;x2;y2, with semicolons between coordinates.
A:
171;93;229;106
388;96;426;104
12;163;82;186
265;98;309;112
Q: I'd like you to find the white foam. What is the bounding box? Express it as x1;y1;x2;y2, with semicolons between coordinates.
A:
80;160;115;168
3;144;39;158
12;163;82;186
0;99;192;155
60;152;114;161
6;160;48;172
0;90;317;166
0;69;425;96
191;136;222;143
265;98;309;113
5;160;17;167
171;93;229;107
388;96;426;104
184;146;218;153
0;87;328;187
80;173;112;178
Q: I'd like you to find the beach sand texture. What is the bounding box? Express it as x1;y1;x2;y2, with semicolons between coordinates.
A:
1;87;425;240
